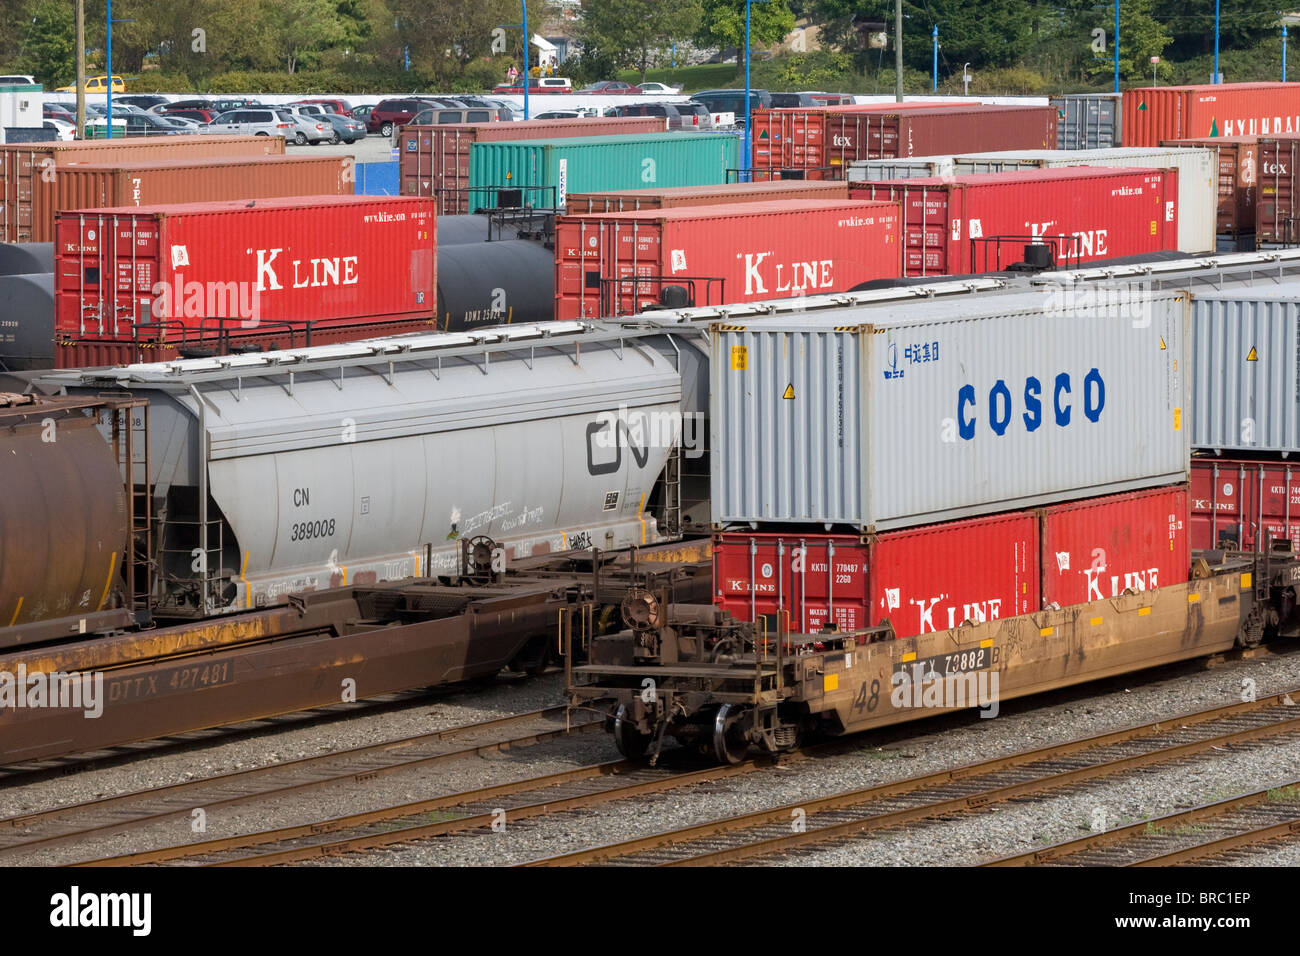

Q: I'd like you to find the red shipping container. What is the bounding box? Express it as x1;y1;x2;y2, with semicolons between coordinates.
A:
554;199;902;320
714;511;1039;639
850;167;1178;277
750;104;1057;178
1190;458;1300;553
1041;487;1189;607
1124;83;1300;147
53;195;434;365
1163;137;1260;236
398;117;667;212
565;179;849;213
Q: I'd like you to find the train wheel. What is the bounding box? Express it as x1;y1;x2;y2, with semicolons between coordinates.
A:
613;705;651;760
712;704;751;765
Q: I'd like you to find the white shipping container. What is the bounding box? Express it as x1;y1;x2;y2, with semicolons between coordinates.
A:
952;148;1217;254
846;156;957;181
711;288;1190;531
1190;280;1300;454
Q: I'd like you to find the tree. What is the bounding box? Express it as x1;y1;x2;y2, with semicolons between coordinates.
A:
1088;0;1171;82
578;0;703;80
695;0;797;74
264;0;349;73
16;0;76;87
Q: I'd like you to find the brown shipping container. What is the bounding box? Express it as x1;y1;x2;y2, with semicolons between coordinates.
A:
565;179;849;213
0;135;286;242
1163;136;1260;236
1253;137;1300;242
750;104;1057;177
398;117;668;212
28;155;354;243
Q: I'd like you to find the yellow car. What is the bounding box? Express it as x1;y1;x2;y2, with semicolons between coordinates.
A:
56;75;126;93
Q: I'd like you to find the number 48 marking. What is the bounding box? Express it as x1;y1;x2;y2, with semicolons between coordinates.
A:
852;679;880;714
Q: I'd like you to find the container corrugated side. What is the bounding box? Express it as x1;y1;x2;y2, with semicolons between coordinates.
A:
1189;281;1300;453
1050;94;1121;149
1162;137;1259;235
711;289;1190;531
713;510;1039;638
1123;83;1300;146
1190;458;1300;552
1040;486;1188;607
29;155;353;243
469;133;737;209
0;136;286;242
554;199;902;319
951;147;1216;253
398;116;668;211
54;195;435;349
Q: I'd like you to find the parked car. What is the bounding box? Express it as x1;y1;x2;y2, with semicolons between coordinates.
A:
351;104;377;125
809;92;855;105
690;89;772;126
578;81;641;94
533;109;600;120
0;74;37;85
55;74;125;93
162;108;219;124
407;105;512;126
115;111;189;136
156;115;201;131
491;77;573;94
276;106;334;144
198;107;296;140
43;117;75;141
319;111;368;144
289;98;353;115
115;94;170;110
43;101;73;115
635;82;682;94
368;98;430;136
611;100;713;130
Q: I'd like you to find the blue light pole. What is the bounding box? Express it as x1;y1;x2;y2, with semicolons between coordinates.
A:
106;0;112;137
1214;0;1220;82
932;25;938;91
1285;24;1290;82
1114;0;1120;93
522;0;529;121
742;0;772;177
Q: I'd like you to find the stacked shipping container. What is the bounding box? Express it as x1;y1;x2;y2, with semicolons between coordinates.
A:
53;195;435;367
849;166;1179;275
468;133;739;211
0;135;286;241
553;199;902;319
19;155;355;243
398;116;669;213
749;104;1058;178
710;287;1192;638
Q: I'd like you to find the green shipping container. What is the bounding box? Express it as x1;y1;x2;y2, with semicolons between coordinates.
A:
468;132;740;209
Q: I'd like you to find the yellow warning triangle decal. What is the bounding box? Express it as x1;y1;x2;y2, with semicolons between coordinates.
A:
783;383;795;400
1247;346;1259;361
1159;336;1166;350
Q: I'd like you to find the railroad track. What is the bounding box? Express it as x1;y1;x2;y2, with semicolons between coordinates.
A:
0;704;603;862
0;684;482;784
521;689;1300;866
987;781;1300;866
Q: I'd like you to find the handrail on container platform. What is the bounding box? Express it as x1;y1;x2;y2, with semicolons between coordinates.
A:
970;234;1084;273
434;184;559;216
599;275;726;317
